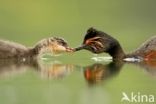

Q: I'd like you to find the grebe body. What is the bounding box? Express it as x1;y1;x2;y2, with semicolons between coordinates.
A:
75;28;156;61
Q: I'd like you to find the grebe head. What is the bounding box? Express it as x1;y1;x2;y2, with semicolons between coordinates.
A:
35;37;73;55
74;28;125;60
75;28;118;53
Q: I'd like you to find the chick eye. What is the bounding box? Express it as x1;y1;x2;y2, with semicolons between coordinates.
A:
58;41;67;47
53;37;68;47
62;42;68;47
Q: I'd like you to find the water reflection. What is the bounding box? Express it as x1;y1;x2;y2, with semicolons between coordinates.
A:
0;58;75;79
39;62;75;79
83;62;124;85
0;58;76;79
127;61;156;76
0;58;39;77
0;58;156;84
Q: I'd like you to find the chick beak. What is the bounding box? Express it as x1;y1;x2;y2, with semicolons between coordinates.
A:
65;47;74;52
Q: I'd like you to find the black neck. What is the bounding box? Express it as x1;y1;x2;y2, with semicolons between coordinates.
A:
107;42;126;61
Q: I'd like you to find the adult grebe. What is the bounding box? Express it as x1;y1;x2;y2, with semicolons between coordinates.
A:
0;37;73;59
74;28;156;61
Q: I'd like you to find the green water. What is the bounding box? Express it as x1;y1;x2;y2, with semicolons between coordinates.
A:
0;55;155;104
0;0;156;104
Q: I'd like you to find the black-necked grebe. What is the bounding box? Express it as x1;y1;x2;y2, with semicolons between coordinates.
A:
75;28;156;61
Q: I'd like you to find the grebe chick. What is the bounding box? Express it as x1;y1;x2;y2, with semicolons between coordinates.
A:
74;28;156;61
0;37;73;59
34;37;72;55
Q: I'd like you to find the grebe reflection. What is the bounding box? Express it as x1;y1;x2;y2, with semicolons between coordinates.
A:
0;58;155;84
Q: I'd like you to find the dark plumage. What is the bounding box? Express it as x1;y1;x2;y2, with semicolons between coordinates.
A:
75;28;156;61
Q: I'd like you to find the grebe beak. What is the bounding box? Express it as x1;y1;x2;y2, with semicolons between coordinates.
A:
74;44;87;51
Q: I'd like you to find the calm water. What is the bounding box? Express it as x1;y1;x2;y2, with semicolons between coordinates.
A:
0;55;155;104
1;0;156;104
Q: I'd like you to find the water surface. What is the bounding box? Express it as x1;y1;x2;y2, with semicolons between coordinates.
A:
0;55;155;104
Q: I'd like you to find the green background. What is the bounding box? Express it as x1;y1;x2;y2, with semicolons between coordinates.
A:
0;0;156;104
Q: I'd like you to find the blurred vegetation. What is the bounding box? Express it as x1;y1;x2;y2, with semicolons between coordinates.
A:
0;0;156;51
0;0;156;104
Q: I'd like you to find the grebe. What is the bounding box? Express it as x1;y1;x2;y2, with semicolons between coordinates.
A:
0;37;73;59
75;28;156;61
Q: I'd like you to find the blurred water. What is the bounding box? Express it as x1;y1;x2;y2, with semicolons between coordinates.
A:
0;0;156;104
0;56;155;104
